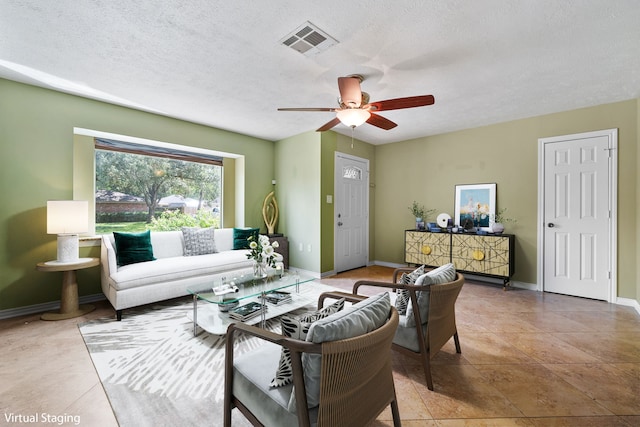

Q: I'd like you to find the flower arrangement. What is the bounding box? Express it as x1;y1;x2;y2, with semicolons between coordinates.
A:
408;201;435;220
246;234;280;268
492;208;517;224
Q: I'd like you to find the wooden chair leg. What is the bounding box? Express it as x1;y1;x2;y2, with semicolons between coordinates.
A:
223;391;233;426
454;332;461;354
421;352;434;391
390;398;402;427
223;399;232;427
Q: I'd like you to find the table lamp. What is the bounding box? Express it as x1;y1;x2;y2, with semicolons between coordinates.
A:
47;200;89;263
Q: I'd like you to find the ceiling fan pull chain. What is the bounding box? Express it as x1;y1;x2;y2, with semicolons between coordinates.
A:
351;125;355;149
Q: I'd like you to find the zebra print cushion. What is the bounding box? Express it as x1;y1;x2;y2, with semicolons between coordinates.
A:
395;265;425;315
270;298;345;388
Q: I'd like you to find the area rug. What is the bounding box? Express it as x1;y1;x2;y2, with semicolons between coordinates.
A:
79;292;333;427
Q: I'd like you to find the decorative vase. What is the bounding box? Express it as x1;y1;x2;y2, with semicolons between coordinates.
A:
218;299;239;312
253;261;267;278
415;217;424;230
492;223;505;234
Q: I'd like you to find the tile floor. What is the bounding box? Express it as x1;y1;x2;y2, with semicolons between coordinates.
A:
1;265;639;426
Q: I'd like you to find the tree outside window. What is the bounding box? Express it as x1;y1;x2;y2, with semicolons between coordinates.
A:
95;149;221;234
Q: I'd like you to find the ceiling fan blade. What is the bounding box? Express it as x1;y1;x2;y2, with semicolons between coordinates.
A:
366;112;397;130
368;95;435;112
337;76;362;108
316;117;342;132
278;107;336;112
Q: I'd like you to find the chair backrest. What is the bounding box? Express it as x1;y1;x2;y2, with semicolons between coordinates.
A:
316;307;399;427
426;272;464;354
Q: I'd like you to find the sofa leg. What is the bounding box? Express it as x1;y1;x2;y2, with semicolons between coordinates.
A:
116;310;122;321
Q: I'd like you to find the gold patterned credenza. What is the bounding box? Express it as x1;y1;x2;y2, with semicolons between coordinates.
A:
405;230;515;288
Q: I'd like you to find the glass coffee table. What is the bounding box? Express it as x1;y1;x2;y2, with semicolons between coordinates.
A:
187;270;317;335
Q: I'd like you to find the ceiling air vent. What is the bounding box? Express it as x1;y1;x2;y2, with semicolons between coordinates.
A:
280;21;338;56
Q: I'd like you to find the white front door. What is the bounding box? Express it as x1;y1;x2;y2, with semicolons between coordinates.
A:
334;153;369;273
538;129;617;301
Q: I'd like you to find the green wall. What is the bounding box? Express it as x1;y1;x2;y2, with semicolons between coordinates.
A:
637;100;640;303
318;133;376;274
320;132;338;273
274;131;322;272
0;78;274;311
1;76;638;313
373;99;638;299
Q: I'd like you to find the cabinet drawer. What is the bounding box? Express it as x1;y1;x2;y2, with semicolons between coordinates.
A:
451;234;512;277
405;231;450;267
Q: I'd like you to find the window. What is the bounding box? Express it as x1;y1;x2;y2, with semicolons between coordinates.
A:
95;138;222;234
342;165;362;180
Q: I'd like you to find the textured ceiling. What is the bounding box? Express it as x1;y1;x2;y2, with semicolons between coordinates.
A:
1;1;639;145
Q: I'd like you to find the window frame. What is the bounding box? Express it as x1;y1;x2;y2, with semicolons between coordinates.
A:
73;128;243;235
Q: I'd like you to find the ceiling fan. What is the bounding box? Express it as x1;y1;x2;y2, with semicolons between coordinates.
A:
277;74;435;132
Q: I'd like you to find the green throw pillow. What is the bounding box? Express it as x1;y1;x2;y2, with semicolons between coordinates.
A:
113;230;156;266
233;227;259;250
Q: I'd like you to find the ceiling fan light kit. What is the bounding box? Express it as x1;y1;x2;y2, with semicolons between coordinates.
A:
336;109;371;127
278;75;435;132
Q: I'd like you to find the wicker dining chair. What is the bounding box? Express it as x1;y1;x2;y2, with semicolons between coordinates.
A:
223;293;401;427
321;269;465;391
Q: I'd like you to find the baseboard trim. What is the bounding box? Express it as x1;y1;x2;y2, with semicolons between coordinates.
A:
0;293;106;320
321;270;336;278
371;261;538;290
371;260;406;269
616;297;640;315
6;276;633;320
332;263;640;313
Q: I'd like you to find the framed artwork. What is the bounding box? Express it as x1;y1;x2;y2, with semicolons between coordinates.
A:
454;183;496;231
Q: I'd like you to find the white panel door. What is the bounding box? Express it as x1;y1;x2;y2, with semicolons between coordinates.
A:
541;131;614;300
334;153;368;273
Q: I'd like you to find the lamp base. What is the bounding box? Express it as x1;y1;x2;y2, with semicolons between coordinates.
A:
57;234;80;263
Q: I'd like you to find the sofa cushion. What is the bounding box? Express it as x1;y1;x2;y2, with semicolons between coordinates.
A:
394;320;428;352
113;230;156;266
270;299;345;388
233;227;260;250
108;250;253;290
289;292;390;411
404;263;456;327
181;227;217;256
233;342;317;426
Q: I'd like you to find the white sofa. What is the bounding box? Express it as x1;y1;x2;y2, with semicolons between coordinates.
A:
101;228;256;320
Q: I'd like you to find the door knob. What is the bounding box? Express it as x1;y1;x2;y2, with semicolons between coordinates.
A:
548;223;555;228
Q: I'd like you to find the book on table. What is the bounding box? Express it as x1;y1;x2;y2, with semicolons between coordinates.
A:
259;291;292;305
229;301;266;321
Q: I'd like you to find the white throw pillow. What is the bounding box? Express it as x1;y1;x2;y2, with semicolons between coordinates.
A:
181;227;217;256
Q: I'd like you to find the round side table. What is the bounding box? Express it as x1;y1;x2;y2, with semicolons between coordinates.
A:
36;257;100;320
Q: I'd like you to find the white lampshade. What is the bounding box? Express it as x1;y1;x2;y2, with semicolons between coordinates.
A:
47;200;89;263
47;200;89;234
336;109;371;127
